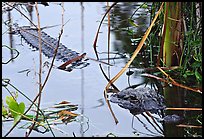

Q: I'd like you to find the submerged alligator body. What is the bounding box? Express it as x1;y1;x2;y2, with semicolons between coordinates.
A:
110;87;183;123
14;24;89;71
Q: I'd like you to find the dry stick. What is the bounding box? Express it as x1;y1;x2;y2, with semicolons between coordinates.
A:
128;66;179;73
176;124;202;128
145;111;164;134
166;107;202;111
41;2;65;89
25;3;42;137
156;66;177;83
26;3;66;136
141;112;164;135
104;3;165;124
93;2;118;60
92;2;119;123
28;3;66;102
141;73;202;93
157;65;202;92
58;53;87;70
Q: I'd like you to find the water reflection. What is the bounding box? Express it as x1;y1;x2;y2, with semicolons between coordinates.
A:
80;2;85;137
132;113;164;137
109;2;152;68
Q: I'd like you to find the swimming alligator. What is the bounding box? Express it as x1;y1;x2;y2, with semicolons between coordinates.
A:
13;23;89;72
110;87;183;124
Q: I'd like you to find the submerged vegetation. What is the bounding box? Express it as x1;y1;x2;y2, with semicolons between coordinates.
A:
2;2;202;137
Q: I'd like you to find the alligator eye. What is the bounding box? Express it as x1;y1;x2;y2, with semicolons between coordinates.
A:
129;95;137;100
123;95;130;100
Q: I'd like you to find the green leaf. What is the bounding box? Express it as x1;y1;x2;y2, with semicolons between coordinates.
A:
192;61;201;68
128;18;138;27
141;3;148;9
6;96;15;106
192;39;201;46
14;115;22;125
183;74;187;78
127;29;134;35
6;96;25;125
185;70;194;76
2;105;8;117
195;70;202;81
19;102;25;114
8;100;19;118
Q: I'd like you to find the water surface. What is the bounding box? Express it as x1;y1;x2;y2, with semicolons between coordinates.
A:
2;2;202;137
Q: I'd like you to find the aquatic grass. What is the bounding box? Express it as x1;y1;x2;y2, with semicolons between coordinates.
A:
147;2;202;87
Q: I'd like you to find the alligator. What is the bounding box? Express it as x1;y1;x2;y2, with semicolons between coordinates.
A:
13;23;89;72
110;87;183;124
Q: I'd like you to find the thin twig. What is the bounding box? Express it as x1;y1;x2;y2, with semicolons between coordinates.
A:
25;3;43;136
93;2;118;60
166;107;202;111
26;2;66;136
92;2;119;124
176;124;202;128
24;2;66;119
5;2;37;28
141;73;202;93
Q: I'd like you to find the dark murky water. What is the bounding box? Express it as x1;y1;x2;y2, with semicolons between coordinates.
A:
2;2;202;137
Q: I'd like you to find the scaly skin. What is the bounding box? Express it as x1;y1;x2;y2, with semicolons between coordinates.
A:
14;24;89;71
